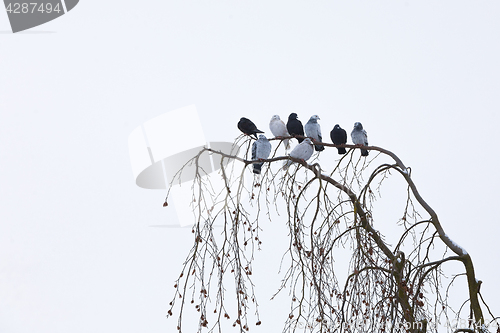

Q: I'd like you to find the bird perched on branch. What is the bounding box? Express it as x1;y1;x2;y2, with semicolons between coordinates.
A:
269;115;290;149
330;124;347;154
351;122;369;156
304;115;324;152
286;113;304;143
251;135;272;174
283;138;314;170
238;117;264;139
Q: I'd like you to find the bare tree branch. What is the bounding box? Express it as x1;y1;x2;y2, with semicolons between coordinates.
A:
164;137;495;333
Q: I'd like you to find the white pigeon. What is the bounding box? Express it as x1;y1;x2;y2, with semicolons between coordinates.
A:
351;122;369;156
252;135;272;174
269;115;290;149
283;138;314;170
304;115;324;152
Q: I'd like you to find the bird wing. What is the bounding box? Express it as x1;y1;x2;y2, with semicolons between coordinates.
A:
341;129;347;143
269;120;278;137
302;142;314;160
288;120;304;136
251;141;257;160
305;122;321;141
284;139;313;169
289;142;303;159
239;118;256;135
351;130;368;146
291;140;313;160
260;139;272;159
351;130;359;144
270;120;288;137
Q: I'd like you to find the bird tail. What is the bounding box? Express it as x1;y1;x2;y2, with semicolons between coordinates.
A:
315;144;324;152
253;130;264;139
253;163;262;174
361;149;369;157
337;147;346;154
284;138;290;150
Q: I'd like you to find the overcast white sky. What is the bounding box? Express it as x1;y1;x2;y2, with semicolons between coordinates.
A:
1;1;500;332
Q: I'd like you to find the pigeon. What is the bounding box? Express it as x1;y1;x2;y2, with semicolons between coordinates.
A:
269;115;290;149
251;135;272;174
283;138;314;170
351;122;369;156
330;124;347;154
304;115;324;152
286;113;305;143
238;117;264;139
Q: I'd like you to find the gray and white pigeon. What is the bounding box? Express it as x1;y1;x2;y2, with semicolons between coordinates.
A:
283;138;314;170
304;115;324;152
251;135;272;174
351;122;369;156
269;115;290;149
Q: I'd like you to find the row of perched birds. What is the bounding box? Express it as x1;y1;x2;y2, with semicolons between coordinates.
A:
237;114;369;174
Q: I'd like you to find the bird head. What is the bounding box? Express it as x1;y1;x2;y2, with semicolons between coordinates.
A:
303;138;313;145
258;134;267;140
309;115;320;122
271;115;281;121
334;124;341;130
288;113;298;120
354;122;363;130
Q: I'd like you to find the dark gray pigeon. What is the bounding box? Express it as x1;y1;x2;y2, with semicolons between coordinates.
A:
251;135;272;174
238;117;264;139
286;113;305;143
304;115;324;152
330;124;347;154
351;122;369;156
